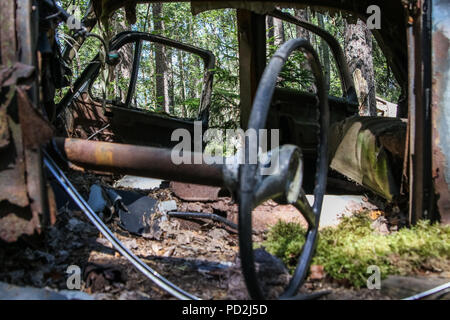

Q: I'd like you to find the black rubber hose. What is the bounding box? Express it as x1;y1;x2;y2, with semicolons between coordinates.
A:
168;211;238;230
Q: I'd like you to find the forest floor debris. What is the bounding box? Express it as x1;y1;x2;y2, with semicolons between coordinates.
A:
0;172;448;299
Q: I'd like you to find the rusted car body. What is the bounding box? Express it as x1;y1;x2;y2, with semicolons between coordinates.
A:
0;0;449;295
430;0;450;224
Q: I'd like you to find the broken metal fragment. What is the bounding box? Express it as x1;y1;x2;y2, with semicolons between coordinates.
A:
118;195;157;236
169;181;221;201
87;184;120;222
86;184;160;236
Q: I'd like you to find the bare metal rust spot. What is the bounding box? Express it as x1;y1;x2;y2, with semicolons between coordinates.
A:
170;181;221;201
0;63;34;87
0;67;49;242
17;88;54;148
0;106;29;208
0;213;35;243
95;145;114;167
47;183;58;226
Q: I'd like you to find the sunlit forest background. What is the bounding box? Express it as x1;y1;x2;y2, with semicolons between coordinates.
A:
57;0;402;129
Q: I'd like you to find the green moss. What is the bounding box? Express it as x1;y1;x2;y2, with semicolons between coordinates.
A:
263;212;450;288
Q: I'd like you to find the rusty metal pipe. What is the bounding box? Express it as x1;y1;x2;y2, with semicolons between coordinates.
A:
53;138;224;187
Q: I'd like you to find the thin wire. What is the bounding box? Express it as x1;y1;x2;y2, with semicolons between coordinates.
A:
43;151;199;300
87;123;110;140
403;282;450;300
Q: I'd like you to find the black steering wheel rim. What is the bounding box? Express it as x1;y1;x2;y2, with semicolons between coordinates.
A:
238;38;330;300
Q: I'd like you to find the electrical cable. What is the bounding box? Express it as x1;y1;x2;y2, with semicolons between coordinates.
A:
43;150;199;300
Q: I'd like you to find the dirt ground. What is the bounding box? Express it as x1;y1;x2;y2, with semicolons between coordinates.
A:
0;171;439;300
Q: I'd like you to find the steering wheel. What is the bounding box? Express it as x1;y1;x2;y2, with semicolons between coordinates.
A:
238;38;330;299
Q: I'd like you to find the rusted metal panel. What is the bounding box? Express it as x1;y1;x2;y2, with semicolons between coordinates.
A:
0;104;30;208
0;86;51;243
59;92;201;148
18;88;54;230
0;48;35;211
0;0;17;66
0;63;35;88
431;0;450;224
17;88;53;149
0;0;52;242
169;181;221;201
59;93;113;140
0;93;33;241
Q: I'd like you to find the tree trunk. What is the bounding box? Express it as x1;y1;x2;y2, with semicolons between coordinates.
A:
317;13;330;91
266;15;274;47
273;17;285;46
188;19;199;100
168;53;175;114
294;9;310;41
109;9;133;102
152;3;170;113
178;50;187;118
189;56;200;99
142;4;151;32
344;19;376;116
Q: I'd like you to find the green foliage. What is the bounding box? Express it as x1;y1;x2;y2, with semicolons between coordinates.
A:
267;43;315;92
263;220;308;267
55;2;402;127
264;214;450;287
